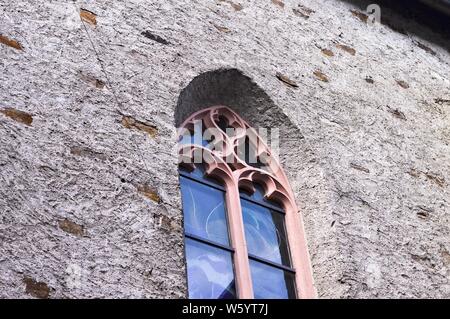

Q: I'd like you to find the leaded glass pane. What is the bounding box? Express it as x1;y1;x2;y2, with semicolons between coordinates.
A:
241;198;291;266
180;176;229;246
185;238;236;299
250;259;296;299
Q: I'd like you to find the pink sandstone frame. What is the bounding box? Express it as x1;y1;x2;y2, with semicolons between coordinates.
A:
178;106;316;299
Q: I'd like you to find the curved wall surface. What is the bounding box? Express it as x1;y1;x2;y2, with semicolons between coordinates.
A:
0;0;449;298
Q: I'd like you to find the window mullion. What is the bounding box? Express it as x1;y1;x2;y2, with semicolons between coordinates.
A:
224;176;254;299
284;205;316;299
185;233;235;253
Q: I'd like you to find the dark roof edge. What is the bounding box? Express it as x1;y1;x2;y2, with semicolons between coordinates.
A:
420;0;450;15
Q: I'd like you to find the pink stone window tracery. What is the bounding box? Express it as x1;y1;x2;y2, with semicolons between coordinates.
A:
178;106;315;299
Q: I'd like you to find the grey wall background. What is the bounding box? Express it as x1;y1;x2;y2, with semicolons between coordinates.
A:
0;0;449;298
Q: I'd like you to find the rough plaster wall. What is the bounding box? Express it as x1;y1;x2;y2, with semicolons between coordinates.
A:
0;0;449;298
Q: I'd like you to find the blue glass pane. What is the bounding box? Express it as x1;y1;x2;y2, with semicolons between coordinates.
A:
250;259;296;299
241;198;291;266
241;184;282;209
185;238;236;299
180;176;229;245
249;184;266;201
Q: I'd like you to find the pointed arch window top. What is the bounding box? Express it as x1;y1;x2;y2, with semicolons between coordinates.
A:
178;106;278;176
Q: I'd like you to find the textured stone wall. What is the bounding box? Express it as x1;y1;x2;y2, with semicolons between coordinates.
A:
0;0;449;298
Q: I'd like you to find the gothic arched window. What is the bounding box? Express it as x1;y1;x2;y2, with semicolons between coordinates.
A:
178;106;315;299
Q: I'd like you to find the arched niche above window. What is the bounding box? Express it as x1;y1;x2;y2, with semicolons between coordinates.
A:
175;69;309;190
175;69;316;299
